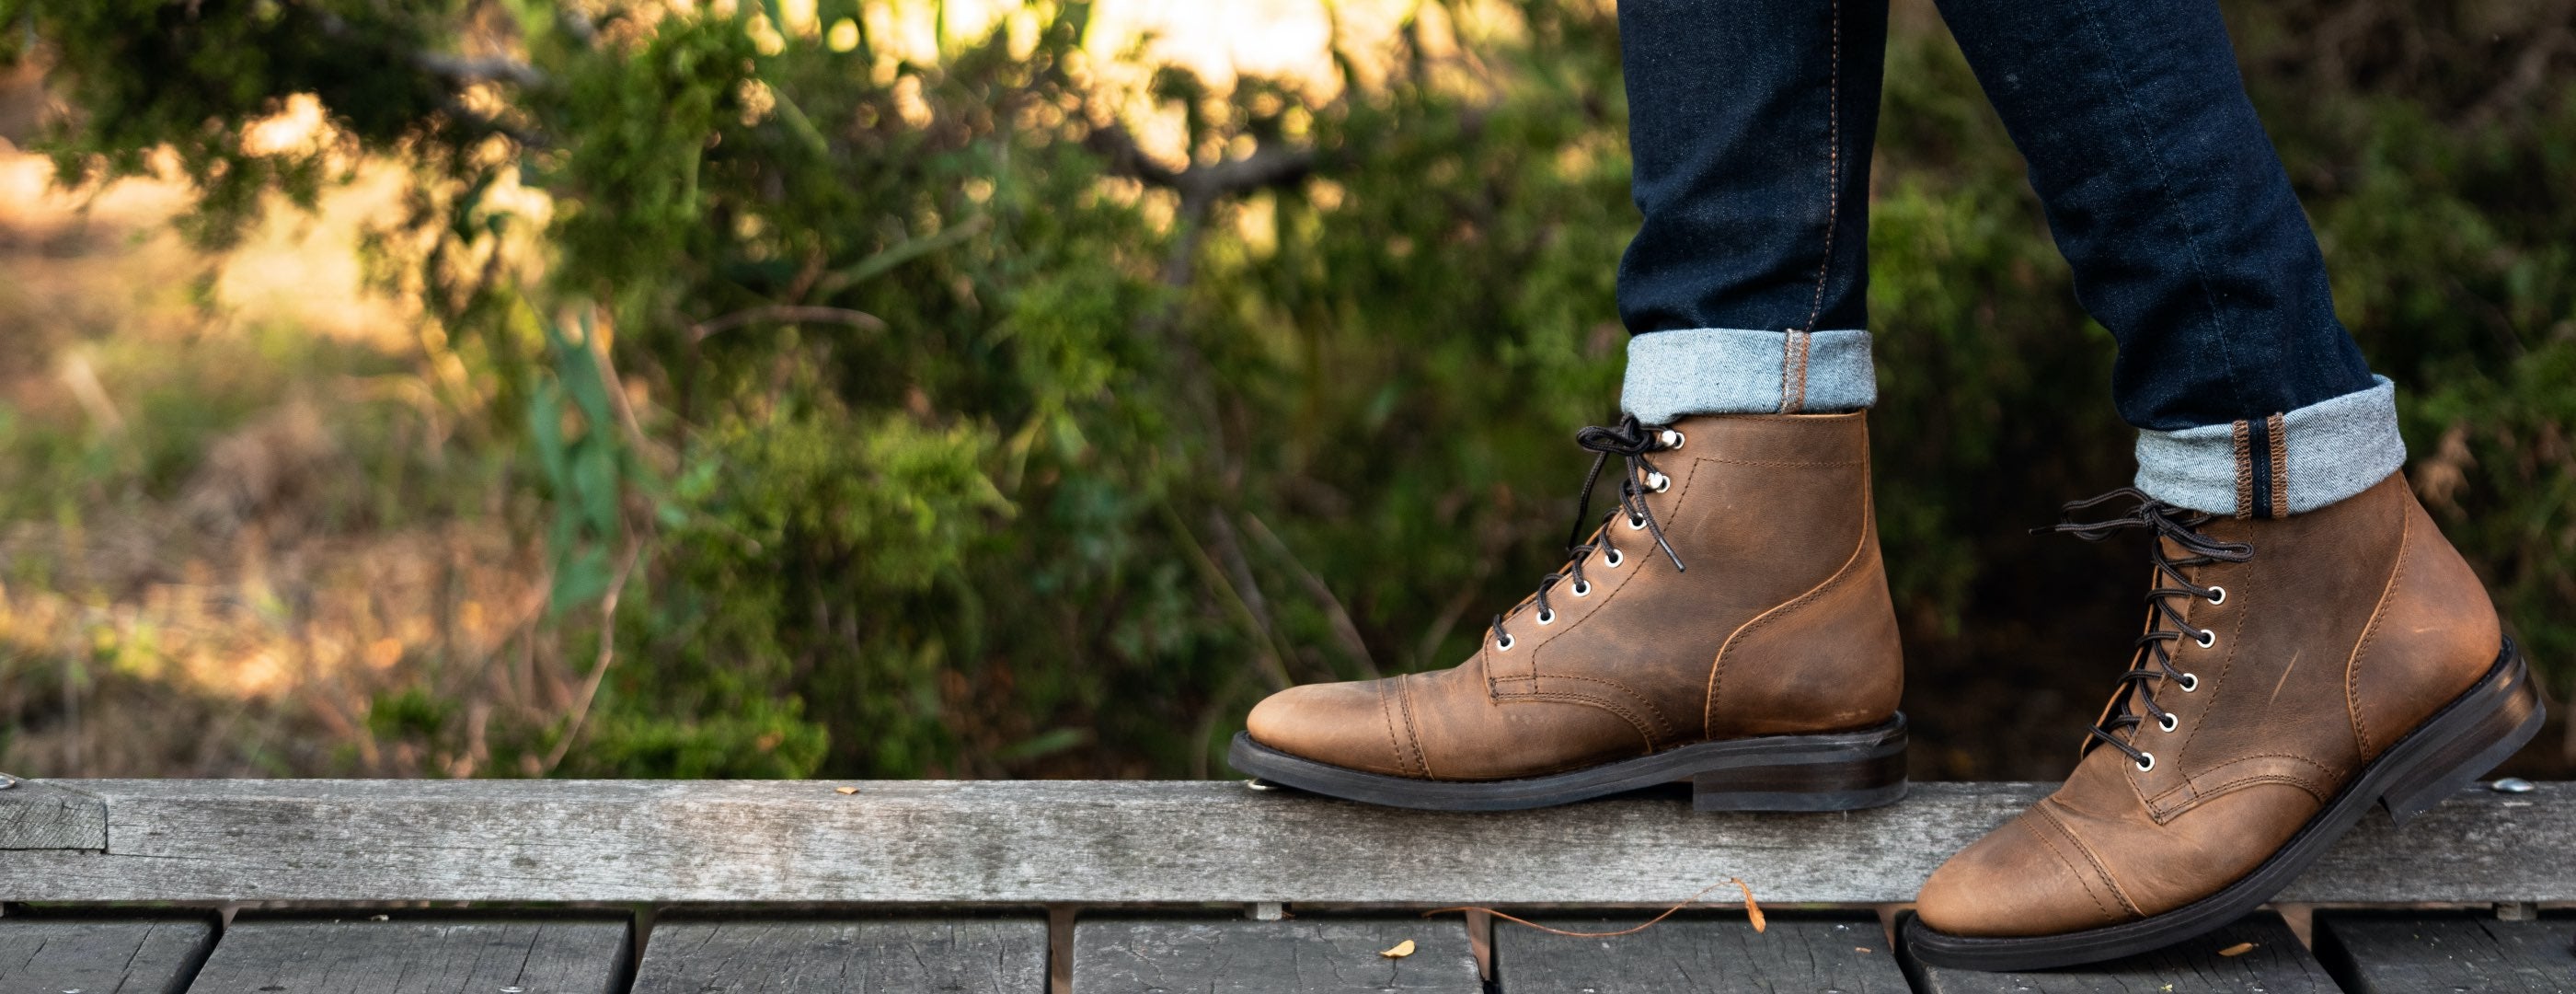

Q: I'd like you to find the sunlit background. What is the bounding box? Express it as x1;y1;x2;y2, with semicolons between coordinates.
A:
2;0;2569;782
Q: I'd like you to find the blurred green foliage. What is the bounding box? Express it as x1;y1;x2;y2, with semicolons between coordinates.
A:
2;0;2567;779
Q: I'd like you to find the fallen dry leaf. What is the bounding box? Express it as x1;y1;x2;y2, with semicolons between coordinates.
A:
2216;942;2255;957
834;786;860;795
1734;878;1765;933
1379;940;1416;959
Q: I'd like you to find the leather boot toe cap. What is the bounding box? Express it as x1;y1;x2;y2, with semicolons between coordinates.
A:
1245;678;1420;777
1915;806;2138;939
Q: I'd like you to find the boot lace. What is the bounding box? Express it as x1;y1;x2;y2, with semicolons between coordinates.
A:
1489;415;1685;652
2048;488;2252;771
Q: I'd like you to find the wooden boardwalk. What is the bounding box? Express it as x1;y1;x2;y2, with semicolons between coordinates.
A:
3;778;2571;991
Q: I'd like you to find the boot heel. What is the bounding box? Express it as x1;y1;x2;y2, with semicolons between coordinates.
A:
1687;718;1910;813
2377;643;2545;827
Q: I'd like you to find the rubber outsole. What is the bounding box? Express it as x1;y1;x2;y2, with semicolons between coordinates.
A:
1226;714;1909;813
1904;639;2543;971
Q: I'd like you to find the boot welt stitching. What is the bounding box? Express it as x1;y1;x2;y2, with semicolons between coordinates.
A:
2035;801;2146;919
2344;506;2413;758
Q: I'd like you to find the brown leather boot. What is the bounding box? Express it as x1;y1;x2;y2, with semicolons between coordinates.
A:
1907;473;2542;969
1228;411;1907;811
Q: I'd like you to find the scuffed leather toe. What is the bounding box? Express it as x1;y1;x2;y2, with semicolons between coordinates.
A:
1915;804;2139;939
1245;678;1417;777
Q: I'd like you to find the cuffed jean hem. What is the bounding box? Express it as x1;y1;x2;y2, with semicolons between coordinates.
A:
2134;375;2406;519
1619;328;1877;424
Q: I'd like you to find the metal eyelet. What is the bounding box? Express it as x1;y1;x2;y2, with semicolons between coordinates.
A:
1570;580;1593;597
1495;633;1515;651
2135;751;2156;772
1535;608;1557;626
1647;471;1671;493
1626;513;1648;531
2177;672;2200;692
2194;629;2217;649
2158;713;2179;734
1603;549;1625;568
1660;429;1685;450
2205;585;2226;606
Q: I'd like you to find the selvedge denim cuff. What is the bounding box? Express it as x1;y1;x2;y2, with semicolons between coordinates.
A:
2134;376;2405;518
1619;328;1877;423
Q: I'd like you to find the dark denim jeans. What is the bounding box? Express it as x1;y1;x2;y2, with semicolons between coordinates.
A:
1614;0;2399;516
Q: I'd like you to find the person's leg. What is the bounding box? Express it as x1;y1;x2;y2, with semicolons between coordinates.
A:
1908;0;2536;969
1234;0;1914;812
1931;0;2395;515
1616;0;1887;422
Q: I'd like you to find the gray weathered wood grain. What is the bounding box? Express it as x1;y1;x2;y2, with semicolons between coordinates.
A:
2314;912;2576;992
631;919;1046;993
0;778;108;850
1494;915;1906;993
184;918;630;994
0;918;213;994
1075;918;1479;994
1902;911;2337;993
0;780;2564;904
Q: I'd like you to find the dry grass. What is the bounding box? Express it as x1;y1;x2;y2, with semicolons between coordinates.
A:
0;130;578;778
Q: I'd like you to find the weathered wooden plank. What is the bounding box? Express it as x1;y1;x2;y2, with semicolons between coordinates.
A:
0;778;108;850
1494;914;1906;993
632;919;1047;994
2314;912;2576;993
1901;911;2337;993
0;918;213;994
184;917;630;994
1075;917;1479;993
0;780;2565;904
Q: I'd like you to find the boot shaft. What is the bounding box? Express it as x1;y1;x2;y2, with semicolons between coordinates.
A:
1501;410;1902;744
2064;473;2500;818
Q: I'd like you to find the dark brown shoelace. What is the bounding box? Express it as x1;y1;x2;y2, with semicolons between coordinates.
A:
2050;488;2254;770
1489;416;1684;652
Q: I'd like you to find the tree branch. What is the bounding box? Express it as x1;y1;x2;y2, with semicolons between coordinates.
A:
689;305;889;343
1085;123;1316;214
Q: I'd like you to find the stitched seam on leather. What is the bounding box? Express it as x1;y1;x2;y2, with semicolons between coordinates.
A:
2016;819;2119;925
1524;673;1675;741
1375;679;1409;777
2151;753;2339;815
1396;674;1433;778
2346;505;2411;759
1699;457;1866;468
1706;497;1871;737
2034;802;2142;919
1513;691;1660;749
2009;818;2112;927
2193;771;2329;803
